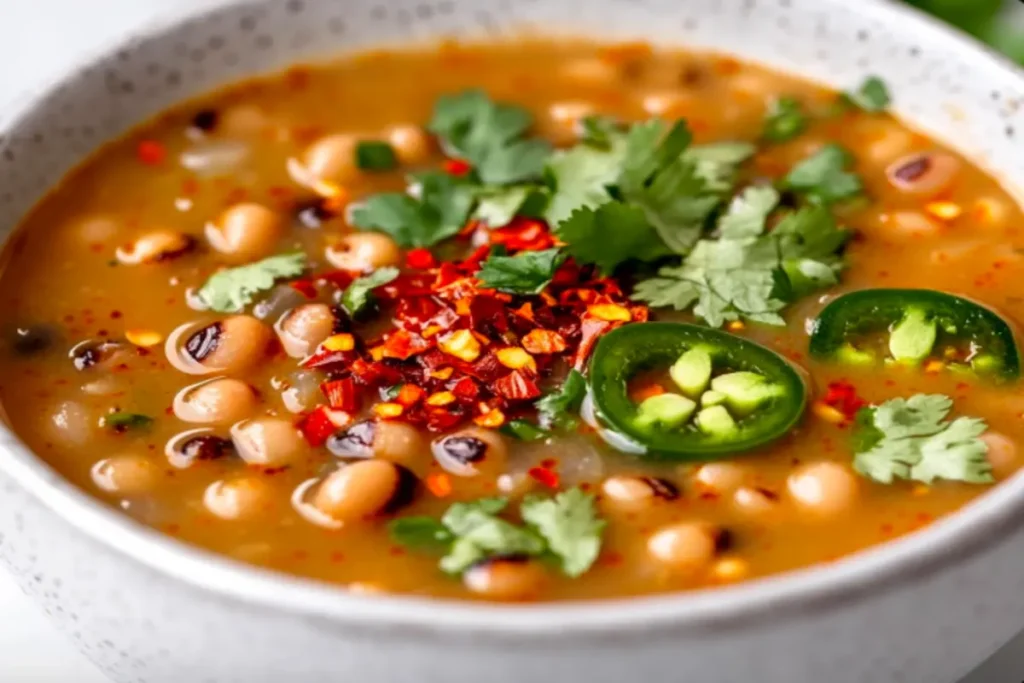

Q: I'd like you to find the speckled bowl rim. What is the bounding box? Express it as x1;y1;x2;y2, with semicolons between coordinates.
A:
3;0;1024;644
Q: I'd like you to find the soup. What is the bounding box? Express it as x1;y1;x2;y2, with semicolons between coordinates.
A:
1;40;1021;602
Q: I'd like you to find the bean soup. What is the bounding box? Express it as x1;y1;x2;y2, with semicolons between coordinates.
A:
1;40;1022;602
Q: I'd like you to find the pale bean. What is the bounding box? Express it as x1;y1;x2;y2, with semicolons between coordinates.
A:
230;417;305;466
205;203;283;263
432;427;508;478
324;233;402;272
116;229;195;265
204;476;276;520
787;461;859;517
693;462;748;494
647;522;723;573
886;151;961;197
173;377;259;425
182;315;273;375
601;475;679;513
463;557;547;601
313;460;417;522
275;304;339;359
91;454;160;495
386;125;432;166
303;133;360;186
982;431;1017;479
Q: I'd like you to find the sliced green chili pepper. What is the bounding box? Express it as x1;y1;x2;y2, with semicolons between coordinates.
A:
808;289;1020;380
588;322;807;459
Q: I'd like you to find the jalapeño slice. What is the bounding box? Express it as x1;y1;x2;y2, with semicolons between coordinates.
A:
808;289;1020;380
588;322;807;460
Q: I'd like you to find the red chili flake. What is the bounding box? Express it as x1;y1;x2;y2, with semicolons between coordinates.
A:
528;466;560;489
489;217;553;251
297;406;340;447
289;279;318;299
443;158;473;176
573;318;612;369
320;378;359;412
396;384;425;407
406;248;437;270
136;139;167;166
822;380;867;419
382;329;431;360
492;370;541;401
450;376;479;400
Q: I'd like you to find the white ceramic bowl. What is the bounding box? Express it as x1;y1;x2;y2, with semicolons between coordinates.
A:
2;1;1024;682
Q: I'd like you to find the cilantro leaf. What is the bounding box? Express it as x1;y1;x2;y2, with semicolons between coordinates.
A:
350;171;475;248
428;89;551;185
578;115;622;148
632;189;848;327
341;266;400;317
388;517;454;551
355;140;398;171
501;419;551;441
521;488;605;577
762;96;807;142
682;142;757;192
476;248;565;295
844;76;891;113
852;394;994;485
782;144;863;205
535;369;587;429
617;119;693;195
543;137;626;227
718;186;780;239
473;185;547;228
437;497;545;575
103;412;154;430
628;154;721;254
556;203;672;275
198;252;306;313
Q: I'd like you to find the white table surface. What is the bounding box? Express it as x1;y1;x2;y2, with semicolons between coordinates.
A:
2;1;1024;681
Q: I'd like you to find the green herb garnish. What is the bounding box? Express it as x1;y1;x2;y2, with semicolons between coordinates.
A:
500;419;551;441
476;248;565;295
428;90;551;185
350;171;476;248
535;369;587;429
782;143;863;205
355;140;398;171
103;412;154;430
341;266;400;317
843;75;892;113
762;96;807;142
197;252;306;313
389;488;604;578
632;187;848;327
853;394;993;485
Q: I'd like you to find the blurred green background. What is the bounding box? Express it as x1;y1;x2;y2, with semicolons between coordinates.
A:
906;0;1024;62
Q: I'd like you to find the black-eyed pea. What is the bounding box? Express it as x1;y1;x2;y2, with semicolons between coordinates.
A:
44;400;95;449
173;377;259;425
647;522;727;574
205;203;283;263
732;486;780;516
91;454;160;495
324;232;402;272
178;315;273;375
230;417;305;466
204;476;276;520
385;124;432;166
312;460;418;522
275;304;341;358
463;556;548;602
787;461;859;517
693;462;748;495
982;431;1017;479
886;151;961;197
115;229;195;265
431;427;508;478
600;475;679;513
302;133;360;186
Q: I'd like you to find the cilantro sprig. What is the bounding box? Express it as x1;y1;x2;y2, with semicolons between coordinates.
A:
197;252;307;313
341;266;400;317
762;96;807;143
476;248;565;295
852;394;993;485
428;89;552;185
782;144;863;205
631;186;849;327
842;75;891;113
389;487;605;578
349;171;476;248
535;369;587;429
